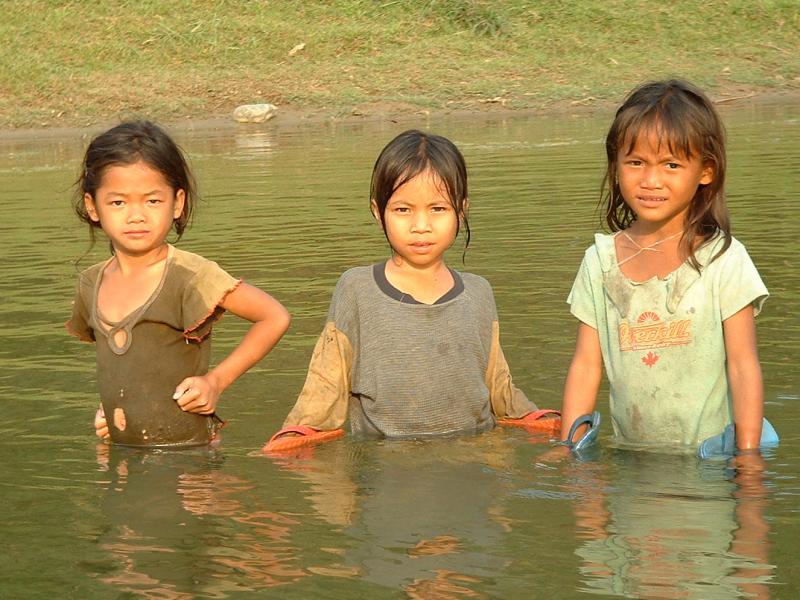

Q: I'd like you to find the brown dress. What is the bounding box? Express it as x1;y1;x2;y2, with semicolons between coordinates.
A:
67;245;240;447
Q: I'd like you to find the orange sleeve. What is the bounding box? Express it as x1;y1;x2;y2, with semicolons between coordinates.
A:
282;321;353;430
486;321;537;418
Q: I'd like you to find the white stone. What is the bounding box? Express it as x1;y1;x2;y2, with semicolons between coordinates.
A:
232;103;277;123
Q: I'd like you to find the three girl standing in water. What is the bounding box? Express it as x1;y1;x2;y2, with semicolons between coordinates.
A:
71;79;775;457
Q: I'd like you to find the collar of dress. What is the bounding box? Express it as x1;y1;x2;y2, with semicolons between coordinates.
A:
594;232;724;319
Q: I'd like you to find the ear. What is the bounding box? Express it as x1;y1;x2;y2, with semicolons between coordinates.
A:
84;193;100;223
370;199;382;223
699;162;714;185
173;189;186;220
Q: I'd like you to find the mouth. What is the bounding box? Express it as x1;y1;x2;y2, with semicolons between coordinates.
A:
637;196;667;207
409;241;434;252
124;230;149;238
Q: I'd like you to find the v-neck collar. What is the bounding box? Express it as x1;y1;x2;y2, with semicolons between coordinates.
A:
92;244;173;355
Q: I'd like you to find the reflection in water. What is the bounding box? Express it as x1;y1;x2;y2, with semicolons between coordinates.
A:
566;451;774;599
268;434;533;598
94;445;307;597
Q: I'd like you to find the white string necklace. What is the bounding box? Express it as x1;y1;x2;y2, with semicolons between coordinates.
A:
617;231;682;267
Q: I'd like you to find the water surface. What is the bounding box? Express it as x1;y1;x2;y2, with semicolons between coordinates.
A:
1;103;798;598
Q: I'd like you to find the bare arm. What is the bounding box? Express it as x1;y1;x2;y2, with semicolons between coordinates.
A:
723;305;763;451
560;322;603;442
176;282;291;414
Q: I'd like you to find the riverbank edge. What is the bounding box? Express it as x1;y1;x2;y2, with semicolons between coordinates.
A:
2;87;797;143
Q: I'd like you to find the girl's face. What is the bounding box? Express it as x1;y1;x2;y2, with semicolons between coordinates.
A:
372;169;461;269
84;160;185;258
617;129;713;235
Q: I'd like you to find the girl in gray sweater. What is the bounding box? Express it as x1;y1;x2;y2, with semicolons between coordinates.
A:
265;130;558;452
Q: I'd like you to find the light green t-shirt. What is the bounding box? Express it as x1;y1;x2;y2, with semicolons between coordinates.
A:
568;233;768;449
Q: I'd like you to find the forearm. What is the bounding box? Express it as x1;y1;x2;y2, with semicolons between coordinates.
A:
560;359;602;441
209;315;290;392
723;305;764;451
729;360;764;451
208;282;291;393
560;322;603;442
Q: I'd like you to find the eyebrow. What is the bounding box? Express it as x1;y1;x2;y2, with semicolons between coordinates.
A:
621;148;683;160
104;189;165;197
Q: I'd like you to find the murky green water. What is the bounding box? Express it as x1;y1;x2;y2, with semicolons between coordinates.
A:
1;103;798;599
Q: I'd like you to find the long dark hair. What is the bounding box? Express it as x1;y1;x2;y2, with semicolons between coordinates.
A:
75;120;196;247
370;130;470;254
603;79;729;269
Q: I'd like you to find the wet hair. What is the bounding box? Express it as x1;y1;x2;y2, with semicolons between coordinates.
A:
370;129;470;254
74;120;195;246
602;79;730;269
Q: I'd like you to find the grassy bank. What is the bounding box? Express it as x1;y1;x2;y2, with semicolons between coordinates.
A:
1;0;798;128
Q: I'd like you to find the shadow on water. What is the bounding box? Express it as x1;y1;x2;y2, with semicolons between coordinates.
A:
0;103;797;598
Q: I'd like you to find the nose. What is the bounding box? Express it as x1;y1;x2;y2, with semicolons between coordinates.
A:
641;165;663;189
410;211;432;233
126;204;146;223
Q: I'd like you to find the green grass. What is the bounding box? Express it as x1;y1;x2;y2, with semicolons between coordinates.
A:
1;0;798;128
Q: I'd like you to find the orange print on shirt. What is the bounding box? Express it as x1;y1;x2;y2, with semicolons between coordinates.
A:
642;351;660;367
619;311;692;352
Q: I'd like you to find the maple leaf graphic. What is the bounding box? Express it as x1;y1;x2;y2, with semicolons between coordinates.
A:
642;351;660;367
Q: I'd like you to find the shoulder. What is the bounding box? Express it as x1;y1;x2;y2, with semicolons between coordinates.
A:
576;233;612;271
171;246;218;273
699;234;752;270
457;271;497;313
76;259;107;288
170;246;236;283
337;265;374;285
334;265;374;294
459;271;493;295
330;265;375;304
726;235;749;256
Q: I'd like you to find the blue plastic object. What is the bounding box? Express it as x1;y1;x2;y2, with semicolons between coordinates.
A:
697;418;779;459
563;411;601;453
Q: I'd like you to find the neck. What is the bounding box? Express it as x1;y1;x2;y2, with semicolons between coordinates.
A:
387;255;449;279
384;255;453;304
111;243;169;276
626;222;685;242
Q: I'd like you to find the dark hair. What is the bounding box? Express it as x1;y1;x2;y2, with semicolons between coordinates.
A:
603;79;729;269
74;120;195;245
370;130;470;254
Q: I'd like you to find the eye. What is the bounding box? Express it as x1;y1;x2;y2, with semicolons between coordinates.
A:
431;205;450;213
110;200;125;207
665;162;681;170
147;197;163;205
626;159;642;167
393;206;410;214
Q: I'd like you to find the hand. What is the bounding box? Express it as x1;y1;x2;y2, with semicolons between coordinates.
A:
94;404;109;439
173;374;221;415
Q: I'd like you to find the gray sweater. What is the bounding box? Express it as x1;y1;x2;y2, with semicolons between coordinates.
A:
283;264;537;437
